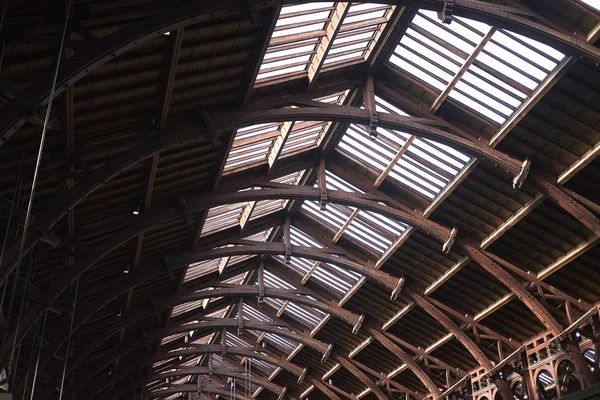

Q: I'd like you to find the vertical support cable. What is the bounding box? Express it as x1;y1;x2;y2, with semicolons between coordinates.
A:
58;277;79;400
10;252;35;388
0;154;23;312
3;0;74;376
248;358;252;399
28;308;48;400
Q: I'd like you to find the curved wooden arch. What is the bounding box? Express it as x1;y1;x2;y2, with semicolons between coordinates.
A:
1;230;404;363
0;103;521;287
0;105;505;285
32;217;280;379
149;386;245;400
405;289;516;400
368;329;439;396
147;319;331;353
150;346;306;377
63;320;332;398
157;286;362;328
139;367;290;399
214;107;524;176
0;0;597;147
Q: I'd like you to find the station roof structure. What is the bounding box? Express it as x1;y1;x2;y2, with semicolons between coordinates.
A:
0;0;599;399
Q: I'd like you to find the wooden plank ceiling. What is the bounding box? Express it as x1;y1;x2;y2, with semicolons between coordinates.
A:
0;1;599;399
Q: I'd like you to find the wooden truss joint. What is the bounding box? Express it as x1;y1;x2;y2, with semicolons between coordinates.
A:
149;297;162;322
322;343;333;363
297;367;307;385
353;314;365;335
512;157;531;189
199;108;220;147
161;252;176;281
176;193;195;227
390;276;406;301
442;226;458;254
245;0;262;27
277;386;287;400
438;0;455;24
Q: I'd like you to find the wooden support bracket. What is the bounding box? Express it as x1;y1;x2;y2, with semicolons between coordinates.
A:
297;367;307;385
512;157;531;189
322;343;333;363
390;276;406;301
352;314;365;335
160;253;175;281
438;0;455;24
442;226;458;254
199;108;220;147
176;193;195;227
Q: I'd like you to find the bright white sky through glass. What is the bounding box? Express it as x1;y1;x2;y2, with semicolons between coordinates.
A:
389;10;565;126
580;0;600;11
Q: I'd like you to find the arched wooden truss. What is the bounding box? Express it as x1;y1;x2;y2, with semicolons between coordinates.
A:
1;1;600;400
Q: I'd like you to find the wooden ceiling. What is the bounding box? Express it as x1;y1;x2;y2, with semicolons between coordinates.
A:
0;1;599;399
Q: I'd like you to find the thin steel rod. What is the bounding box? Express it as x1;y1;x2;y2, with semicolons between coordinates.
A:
0;154;23;311
3;0;73;372
11;252;35;388
58;277;80;400
28;308;48;400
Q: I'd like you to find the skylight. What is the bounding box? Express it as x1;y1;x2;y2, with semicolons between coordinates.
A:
322;3;395;68
255;3;393;86
389;10;565;125
336;96;472;200
201;172;304;239
274;225;361;294
201;203;246;236
224;94;347;175
257;3;334;83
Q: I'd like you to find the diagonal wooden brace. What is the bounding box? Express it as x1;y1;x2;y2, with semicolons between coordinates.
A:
390;276;406;301
321;343;333;363
442;226;458;254
512;158;531;189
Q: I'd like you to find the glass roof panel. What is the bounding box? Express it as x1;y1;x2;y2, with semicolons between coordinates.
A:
323;3;394;68
224;93;346;175
388;10;565;125
579;0;600;11
256;3;335;84
200;203;246;236
336;96;472;200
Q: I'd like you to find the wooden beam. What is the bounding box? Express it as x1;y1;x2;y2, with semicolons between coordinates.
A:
267;121;295;171
373;136;415;189
531;174;600;239
424;256;470;296
368;328;439;397
333;355;389;400
558;140;600;185
405;290;515;400
307;2;350;90
363;75;378;138
429;27;495;113
537;235;599;280
480;193;545;250
318;157;328;210
157;28;184;128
